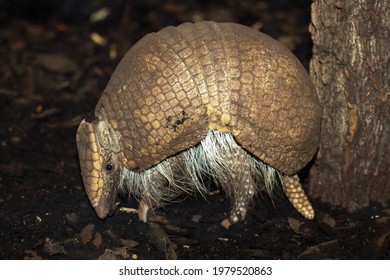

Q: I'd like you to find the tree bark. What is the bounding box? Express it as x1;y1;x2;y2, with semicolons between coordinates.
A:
309;0;390;211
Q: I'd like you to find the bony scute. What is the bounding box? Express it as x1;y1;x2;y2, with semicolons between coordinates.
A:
76;21;321;227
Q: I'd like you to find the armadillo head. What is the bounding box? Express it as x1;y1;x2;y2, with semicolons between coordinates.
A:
76;112;123;219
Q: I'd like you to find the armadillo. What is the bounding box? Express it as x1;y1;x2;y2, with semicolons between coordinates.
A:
76;21;320;228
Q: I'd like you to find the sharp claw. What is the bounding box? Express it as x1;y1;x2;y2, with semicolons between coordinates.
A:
220;218;232;229
138;199;150;222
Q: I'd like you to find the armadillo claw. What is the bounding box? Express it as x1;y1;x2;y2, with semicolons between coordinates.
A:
138;199;150;222
221;207;248;229
220;218;232;229
281;174;315;219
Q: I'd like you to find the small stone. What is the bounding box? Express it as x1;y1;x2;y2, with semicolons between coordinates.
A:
79;223;95;245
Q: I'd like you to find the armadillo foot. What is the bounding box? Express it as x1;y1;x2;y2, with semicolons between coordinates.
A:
281;174;315;219
138;199;150;222
221;218;232;229
221;208;248;229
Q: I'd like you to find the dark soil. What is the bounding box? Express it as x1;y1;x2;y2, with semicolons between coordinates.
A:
1;0;389;260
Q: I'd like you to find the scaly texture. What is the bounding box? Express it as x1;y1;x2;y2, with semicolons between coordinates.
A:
76;120;104;208
96;21;320;174
281;174;314;219
77;21;321;224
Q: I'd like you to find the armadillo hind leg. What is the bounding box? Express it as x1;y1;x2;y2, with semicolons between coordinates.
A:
220;149;256;229
281;174;315;219
198;131;260;229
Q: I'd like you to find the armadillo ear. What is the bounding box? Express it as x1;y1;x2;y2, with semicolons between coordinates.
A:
96;120;121;153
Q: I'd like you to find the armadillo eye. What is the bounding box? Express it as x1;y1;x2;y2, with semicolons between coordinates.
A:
105;162;115;172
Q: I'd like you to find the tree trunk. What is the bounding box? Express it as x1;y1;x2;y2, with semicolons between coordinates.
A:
308;0;390;212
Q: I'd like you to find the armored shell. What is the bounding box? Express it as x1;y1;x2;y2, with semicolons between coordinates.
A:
96;21;320;175
77;21;320;225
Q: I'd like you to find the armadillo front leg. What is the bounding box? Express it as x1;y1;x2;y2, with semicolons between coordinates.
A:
281;174;314;219
138;198;151;222
134;154;189;222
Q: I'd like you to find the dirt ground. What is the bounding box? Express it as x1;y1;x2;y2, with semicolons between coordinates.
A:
0;0;389;260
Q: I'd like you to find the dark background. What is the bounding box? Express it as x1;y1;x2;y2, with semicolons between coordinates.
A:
0;0;389;259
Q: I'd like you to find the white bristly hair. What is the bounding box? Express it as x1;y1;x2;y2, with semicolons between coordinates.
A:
120;130;280;215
